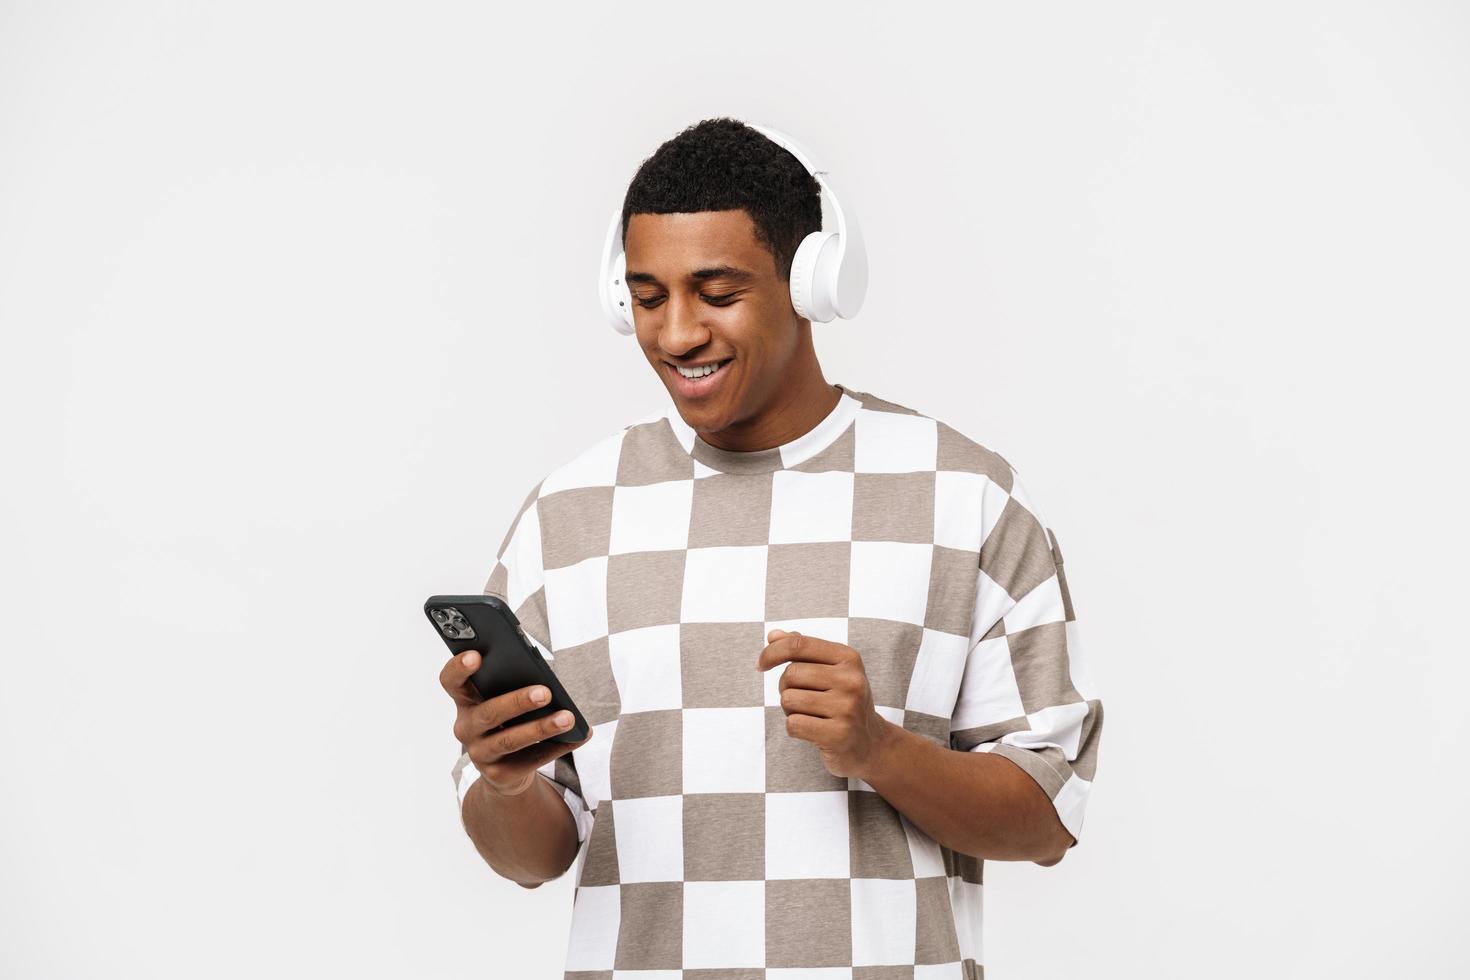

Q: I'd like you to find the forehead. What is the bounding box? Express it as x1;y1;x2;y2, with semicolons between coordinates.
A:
624;210;775;277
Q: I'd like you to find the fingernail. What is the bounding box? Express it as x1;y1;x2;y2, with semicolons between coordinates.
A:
463;651;479;668
531;686;549;703
556;712;572;727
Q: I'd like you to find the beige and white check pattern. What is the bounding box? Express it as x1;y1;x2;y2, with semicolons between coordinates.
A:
452;383;1103;979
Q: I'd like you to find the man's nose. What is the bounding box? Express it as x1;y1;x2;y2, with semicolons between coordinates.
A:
659;291;710;354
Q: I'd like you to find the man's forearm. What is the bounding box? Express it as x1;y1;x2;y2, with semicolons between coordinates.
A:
461;771;580;888
859;720;1074;864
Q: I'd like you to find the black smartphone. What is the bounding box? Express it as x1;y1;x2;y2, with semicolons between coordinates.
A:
424;594;589;744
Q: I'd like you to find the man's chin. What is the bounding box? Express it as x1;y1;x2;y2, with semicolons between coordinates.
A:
670;390;736;437
674;398;722;429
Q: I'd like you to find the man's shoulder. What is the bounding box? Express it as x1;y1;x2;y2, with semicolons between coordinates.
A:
844;386;1017;490
527;403;673;499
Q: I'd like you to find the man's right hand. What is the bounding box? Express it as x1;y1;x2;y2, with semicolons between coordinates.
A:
440;649;592;798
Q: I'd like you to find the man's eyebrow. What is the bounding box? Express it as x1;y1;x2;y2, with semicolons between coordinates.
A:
623;265;755;285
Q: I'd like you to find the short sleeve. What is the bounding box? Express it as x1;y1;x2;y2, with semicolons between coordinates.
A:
949;466;1103;849
450;479;595;846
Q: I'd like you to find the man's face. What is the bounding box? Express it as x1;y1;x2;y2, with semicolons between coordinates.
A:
623;209;803;437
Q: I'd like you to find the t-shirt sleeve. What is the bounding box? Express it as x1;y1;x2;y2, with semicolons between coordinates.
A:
450;479;595;846
948;464;1103;850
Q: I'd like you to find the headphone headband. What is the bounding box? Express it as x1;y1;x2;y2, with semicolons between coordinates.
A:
599;122;868;335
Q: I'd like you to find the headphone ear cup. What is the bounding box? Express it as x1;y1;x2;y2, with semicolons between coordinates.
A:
608;251;635;335
600;210;636;335
788;230;835;322
788;230;839;322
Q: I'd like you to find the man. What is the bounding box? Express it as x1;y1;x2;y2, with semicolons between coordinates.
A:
439;117;1103;978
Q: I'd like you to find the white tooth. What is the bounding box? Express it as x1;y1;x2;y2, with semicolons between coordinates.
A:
677;362;722;378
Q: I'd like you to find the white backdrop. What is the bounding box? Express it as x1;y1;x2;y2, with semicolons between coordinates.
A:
2;2;1467;977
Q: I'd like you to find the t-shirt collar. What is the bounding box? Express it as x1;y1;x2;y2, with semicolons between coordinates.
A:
664;383;862;475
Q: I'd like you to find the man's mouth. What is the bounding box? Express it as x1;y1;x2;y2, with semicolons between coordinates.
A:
667;358;733;398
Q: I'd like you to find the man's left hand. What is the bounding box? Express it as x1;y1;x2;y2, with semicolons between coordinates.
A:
755;629;894;779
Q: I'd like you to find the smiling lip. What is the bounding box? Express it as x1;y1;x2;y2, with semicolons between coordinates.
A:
666;358;732;399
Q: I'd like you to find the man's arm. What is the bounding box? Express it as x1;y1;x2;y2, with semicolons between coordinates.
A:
460;769;581;889
859;719;1075;865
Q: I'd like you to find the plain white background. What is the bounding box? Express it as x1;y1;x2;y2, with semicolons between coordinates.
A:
2;2;1467;977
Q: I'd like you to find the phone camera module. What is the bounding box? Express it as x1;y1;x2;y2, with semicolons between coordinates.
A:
433;606;476;640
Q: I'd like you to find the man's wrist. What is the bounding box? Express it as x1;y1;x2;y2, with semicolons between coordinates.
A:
856;713;909;784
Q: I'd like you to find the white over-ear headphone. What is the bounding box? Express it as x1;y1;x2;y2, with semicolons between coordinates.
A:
598;123;868;336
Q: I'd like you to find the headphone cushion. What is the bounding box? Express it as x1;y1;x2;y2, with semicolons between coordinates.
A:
789;231;835;322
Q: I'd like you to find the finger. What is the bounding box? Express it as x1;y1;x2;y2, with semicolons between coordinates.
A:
777;660;839;692
756;631;846;672
483;708;579;760
439;650;484;707
476;729;588;778
465;683;556;739
778;686;835;718
782;711;841;744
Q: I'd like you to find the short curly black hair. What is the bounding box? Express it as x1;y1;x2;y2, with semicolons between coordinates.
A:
620;117;822;282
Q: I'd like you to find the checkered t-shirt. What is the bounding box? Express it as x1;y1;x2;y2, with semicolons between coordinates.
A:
451;383;1103;979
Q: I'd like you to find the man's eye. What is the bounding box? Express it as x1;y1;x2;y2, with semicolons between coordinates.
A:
633;294;738;309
